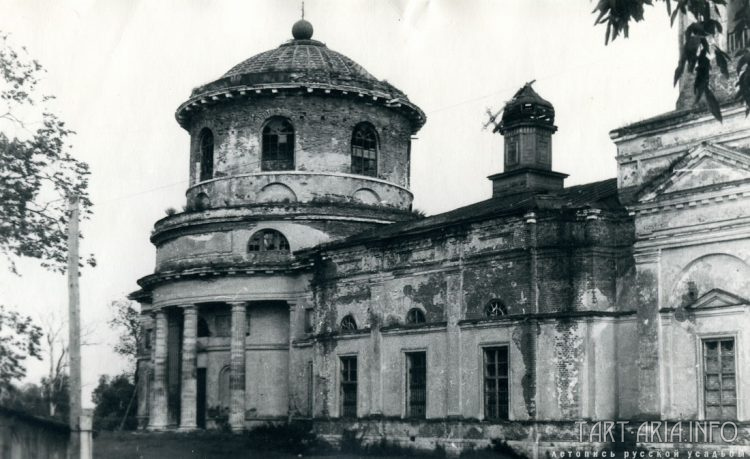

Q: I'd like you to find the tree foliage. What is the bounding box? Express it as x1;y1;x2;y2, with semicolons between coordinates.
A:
593;0;750;120
109;299;143;364
0;305;42;393
0;32;93;273
91;373;137;431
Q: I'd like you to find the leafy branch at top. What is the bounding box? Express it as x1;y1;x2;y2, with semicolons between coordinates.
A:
593;0;750;121
0;32;94;273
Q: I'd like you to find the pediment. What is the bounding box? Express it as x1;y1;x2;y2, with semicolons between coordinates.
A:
688;288;749;309
638;143;750;203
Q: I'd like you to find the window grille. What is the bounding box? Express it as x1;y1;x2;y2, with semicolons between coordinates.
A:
406;352;427;418
703;338;737;419
406;308;426;325
351;123;378;176
340;356;358;418
262;117;295;171
484;346;509;420
485;299;508;318
340;315;357;332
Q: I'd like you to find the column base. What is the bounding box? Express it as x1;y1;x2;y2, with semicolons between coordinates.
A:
177;425;198;432
146;425;169;432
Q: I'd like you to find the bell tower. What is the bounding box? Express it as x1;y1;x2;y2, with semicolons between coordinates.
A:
488;82;567;197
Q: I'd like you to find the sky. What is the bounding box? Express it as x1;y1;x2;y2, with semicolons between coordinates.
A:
0;0;678;406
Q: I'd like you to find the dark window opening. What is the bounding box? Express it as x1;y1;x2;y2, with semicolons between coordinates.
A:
340;315;357;333
351;123;378;177
199;128;214;181
484;346;509;420
506;133;519;166
406;352;427;418
406;308;426;325
340;356;357;418
485;299;508;318
248;229;290;252
197;317;210;337
262;117;295;171
304;309;314;333
704;338;737;419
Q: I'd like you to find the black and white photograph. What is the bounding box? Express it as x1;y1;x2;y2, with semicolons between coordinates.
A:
1;1;750;457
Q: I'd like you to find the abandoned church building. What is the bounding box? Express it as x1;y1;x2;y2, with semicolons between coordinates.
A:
130;12;750;453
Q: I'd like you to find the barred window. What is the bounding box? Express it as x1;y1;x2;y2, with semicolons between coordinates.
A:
199;128;214;181
704;338;737;419
248;229;290;252
485;299;507;318
340;356;358;418
406;352;427;418
406;308;426;325
340;315;357;333
262;117;295;171
484;346;509;420
351;123;378;176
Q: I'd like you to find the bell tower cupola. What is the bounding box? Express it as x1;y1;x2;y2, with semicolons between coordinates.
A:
488;82;567;197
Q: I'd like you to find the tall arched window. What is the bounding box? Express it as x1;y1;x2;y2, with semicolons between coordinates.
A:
351;123;378;176
262;117;295;171
248;229;290;252
199;128;214;181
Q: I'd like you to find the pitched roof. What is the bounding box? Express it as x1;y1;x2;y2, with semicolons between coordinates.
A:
313;178;621;251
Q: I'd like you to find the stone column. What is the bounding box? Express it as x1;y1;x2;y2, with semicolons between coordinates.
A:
148;309;168;430
179;305;198;430
229;302;247;431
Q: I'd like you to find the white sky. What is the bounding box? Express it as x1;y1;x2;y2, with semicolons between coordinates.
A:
0;0;677;406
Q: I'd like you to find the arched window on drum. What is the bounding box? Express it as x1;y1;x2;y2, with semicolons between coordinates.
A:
351;123;378;177
261;117;295;171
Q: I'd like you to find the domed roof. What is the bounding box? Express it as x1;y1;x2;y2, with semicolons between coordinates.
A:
220;39;393;93
177;19;425;131
497;82;556;133
190;19;407;99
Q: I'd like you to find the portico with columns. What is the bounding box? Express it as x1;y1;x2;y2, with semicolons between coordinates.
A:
141;286;309;431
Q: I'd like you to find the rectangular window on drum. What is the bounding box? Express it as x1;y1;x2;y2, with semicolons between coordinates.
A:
406;351;427;418
340;356;357;418
484;346;509;420
703;338;737;419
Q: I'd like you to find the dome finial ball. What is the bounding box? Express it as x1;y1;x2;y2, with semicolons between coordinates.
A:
292;19;314;40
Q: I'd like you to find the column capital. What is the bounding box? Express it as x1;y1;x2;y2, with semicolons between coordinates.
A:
228;301;247;311
181;304;198;314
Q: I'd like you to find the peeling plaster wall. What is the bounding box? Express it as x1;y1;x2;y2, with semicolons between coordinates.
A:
306;208;633;423
187;95;413;188
155;221;331;271
612;103;750;420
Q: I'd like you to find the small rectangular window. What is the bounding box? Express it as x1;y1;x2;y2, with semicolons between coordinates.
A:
406;352;427;418
703;338;737;419
340;356;357;418
304;309;314;333
484;346;509;420
506;134;519;166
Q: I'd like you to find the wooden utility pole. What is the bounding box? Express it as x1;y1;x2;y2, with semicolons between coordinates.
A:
67;195;82;458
